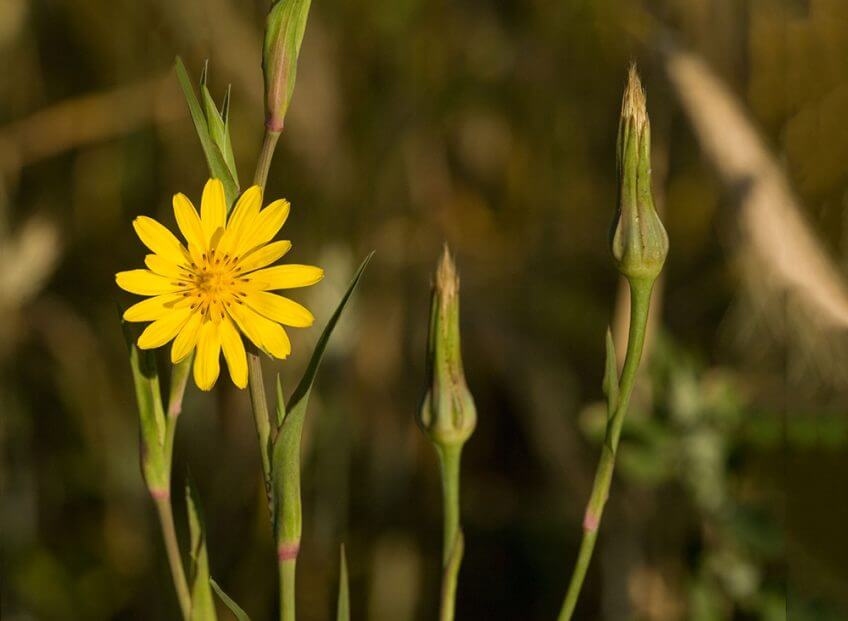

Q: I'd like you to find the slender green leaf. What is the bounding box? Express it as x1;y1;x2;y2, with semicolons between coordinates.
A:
120;318;165;440
337;544;350;621
275;373;286;427
219;85;238;185
120;314;167;490
221;85;232;125
288;252;374;413
202;87;227;158
271;252;373;542
602;327;619;419
199;59;209;88
167;354;193;417
174;57;212;163
186;476;217;621
174;57;238;207
202;85;239;185
210;579;252;621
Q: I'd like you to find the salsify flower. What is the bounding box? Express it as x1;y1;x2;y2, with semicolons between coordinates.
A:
116;178;323;391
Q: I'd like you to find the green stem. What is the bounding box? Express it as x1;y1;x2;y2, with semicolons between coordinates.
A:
250;127;296;621
557;278;653;621
254;130;281;190
438;445;462;564
154;494;192;621
440;531;464;621
167;355;192;419
279;557;297;621
163;404;180;476
247;128;283;512
248;344;273;510
437;444;463;621
155;360;189;619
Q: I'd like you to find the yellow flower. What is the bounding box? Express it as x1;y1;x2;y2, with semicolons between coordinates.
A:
117;178;323;391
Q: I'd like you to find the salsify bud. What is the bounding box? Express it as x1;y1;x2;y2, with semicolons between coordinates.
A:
262;0;312;132
610;64;669;283
418;246;477;448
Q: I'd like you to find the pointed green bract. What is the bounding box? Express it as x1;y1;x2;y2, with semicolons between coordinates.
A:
186;477;217;621
337;545;350;621
210;579;252;621
271;252;373;545
174;57;239;208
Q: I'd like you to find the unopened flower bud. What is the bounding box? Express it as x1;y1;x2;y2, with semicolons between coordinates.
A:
418;246;477;448
262;0;312;132
610;65;668;283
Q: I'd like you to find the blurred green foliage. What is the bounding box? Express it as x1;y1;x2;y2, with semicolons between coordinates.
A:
1;0;846;619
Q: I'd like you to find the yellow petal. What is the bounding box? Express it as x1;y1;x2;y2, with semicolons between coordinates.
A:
187;243;205;268
144;254;189;279
116;270;184;295
219;317;248;388
244;264;324;290
236;199;290;254
218;186;263;255
237;240;292;273
132;216;188;266
227;301;291;359
123;293;184;322
200;179;227;244
193;320;222;391
137;307;192;349
171;311;203;363
244;291;314;327
173;193;206;250
223;301;263;352
226;186;263;229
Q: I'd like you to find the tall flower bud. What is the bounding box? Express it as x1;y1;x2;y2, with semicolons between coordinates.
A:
262;0;312;132
418;246;477;448
610;65;669;283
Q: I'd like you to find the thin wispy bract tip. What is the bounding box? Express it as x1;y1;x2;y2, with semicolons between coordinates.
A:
622;63;647;130
436;243;459;297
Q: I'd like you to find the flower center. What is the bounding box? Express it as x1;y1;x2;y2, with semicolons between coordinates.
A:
186;250;242;316
194;267;233;296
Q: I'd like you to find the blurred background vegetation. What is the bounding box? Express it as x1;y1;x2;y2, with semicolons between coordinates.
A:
2;0;847;619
